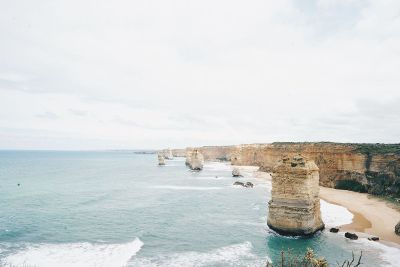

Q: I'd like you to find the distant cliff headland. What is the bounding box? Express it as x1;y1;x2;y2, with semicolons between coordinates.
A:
170;142;400;198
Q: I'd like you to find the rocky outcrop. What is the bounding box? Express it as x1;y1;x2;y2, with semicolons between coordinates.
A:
267;155;324;236
159;148;174;159
233;181;254;188
396;221;400;236
158;153;165;166
231;143;400;197
187;149;204;170
232;168;243;177
173;143;399;197
345;232;358;240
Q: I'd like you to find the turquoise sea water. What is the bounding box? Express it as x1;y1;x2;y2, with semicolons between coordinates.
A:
0;151;399;266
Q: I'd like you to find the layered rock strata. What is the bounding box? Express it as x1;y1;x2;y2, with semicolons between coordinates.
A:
190;143;399;197
267;155;324;236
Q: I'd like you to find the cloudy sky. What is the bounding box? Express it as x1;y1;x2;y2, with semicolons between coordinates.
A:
0;0;399;150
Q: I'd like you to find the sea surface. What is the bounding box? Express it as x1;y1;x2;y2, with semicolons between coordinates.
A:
0;151;399;266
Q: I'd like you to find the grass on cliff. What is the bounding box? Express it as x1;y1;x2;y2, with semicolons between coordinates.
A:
270;142;400;155
354;143;400;155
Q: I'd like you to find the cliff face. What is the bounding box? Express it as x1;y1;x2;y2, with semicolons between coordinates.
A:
267;155;324;235
181;143;400;197
230;143;400;196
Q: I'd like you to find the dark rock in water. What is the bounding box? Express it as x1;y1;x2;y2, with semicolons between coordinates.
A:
17;183;20;186
232;168;243;177
330;228;339;233
395;221;400;236
368;237;379;241
233;181;253;188
245;182;254;188
345;232;358;240
233;181;245;187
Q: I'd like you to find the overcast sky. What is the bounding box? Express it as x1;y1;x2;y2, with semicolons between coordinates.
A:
0;0;399;150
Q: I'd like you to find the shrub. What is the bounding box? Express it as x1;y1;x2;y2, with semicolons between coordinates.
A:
335;180;367;193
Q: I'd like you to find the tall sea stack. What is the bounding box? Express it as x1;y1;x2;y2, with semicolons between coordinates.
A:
267;155;324;236
187;149;204;170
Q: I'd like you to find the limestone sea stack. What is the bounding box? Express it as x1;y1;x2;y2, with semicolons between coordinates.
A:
161;148;173;159
158;153;165;166
187;149;204;170
267;155;324;236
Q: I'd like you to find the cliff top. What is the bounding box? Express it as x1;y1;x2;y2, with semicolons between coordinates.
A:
272;142;400;155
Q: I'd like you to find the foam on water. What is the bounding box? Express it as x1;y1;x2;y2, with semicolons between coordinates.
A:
129;241;269;267
320;199;353;227
1;238;143;267
203;162;233;171
353;239;400;267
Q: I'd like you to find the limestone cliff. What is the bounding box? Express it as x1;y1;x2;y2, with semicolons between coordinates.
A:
231;143;400;197
267;155;324;235
174;143;399;196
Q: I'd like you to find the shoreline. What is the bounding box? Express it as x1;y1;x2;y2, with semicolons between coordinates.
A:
234;165;400;245
319;186;400;245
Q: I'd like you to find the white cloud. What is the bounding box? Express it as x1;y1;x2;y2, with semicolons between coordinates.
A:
0;0;399;149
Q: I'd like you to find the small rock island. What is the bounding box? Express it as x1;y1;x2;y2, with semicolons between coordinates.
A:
267;155;324;236
186;149;204;170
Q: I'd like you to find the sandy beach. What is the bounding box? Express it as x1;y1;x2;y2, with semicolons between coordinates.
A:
238;166;400;245
320;187;400;244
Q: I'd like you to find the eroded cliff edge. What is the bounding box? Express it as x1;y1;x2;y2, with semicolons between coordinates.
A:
171;143;400;197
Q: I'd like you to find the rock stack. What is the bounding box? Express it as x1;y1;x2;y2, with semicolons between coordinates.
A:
187;149;204;170
267;155;324;236
158;153;165;166
160;148;173;159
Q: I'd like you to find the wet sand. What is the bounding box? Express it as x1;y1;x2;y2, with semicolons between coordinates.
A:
320;186;400;244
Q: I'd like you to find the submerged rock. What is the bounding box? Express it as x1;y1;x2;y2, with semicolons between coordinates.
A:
245;182;254;188
395;221;400;236
330;228;339;233
345;232;358;240
368;237;379;241
158;153;165;165
233;181;254;188
232;168;243;177
233;181;245;187
267;155;324;236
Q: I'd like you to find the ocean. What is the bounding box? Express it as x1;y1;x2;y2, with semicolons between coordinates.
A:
0;151;399;266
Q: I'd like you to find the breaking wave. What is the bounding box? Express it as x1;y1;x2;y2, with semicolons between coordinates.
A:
128;241;269;267
1;238;143;267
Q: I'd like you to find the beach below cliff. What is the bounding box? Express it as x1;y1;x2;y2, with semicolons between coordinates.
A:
235;165;400;245
319;186;400;245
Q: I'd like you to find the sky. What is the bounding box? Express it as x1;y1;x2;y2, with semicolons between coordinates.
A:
0;0;399;150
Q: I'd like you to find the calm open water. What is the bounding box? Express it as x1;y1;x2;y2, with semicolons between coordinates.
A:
0;151;398;266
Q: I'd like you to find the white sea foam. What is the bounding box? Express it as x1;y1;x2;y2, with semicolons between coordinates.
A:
320;199;353;227
353;239;400;267
203;162;233;172
129;241;269;267
152;185;223;190
2;238;143;267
